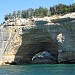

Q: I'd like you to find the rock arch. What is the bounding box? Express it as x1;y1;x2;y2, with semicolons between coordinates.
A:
14;41;58;64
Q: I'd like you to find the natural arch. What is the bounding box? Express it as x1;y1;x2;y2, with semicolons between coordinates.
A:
13;41;58;64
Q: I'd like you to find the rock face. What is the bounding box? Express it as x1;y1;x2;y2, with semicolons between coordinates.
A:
1;16;75;64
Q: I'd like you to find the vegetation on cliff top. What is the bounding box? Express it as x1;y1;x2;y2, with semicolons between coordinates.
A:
4;3;75;20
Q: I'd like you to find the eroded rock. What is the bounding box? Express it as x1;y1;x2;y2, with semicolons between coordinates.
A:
1;16;75;64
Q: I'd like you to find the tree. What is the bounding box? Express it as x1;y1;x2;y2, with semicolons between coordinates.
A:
9;13;13;19
13;11;17;18
17;11;22;18
4;14;9;21
4;3;75;20
22;10;27;18
50;7;55;15
72;3;75;12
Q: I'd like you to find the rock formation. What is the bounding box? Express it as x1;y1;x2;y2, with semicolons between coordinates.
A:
0;13;75;65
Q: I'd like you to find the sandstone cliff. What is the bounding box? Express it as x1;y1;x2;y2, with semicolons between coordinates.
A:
0;13;75;65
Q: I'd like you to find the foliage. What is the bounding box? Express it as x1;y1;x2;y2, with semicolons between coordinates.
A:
4;3;75;20
4;14;9;21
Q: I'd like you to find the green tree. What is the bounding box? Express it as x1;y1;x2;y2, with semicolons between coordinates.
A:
17;11;22;18
4;14;9;20
13;11;17;18
9;13;13;19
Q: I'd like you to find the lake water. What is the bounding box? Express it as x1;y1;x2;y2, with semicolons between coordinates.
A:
0;64;75;75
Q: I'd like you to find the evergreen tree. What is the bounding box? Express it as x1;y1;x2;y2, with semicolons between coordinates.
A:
17;11;22;18
4;14;9;20
9;13;13;19
13;11;17;18
4;3;75;19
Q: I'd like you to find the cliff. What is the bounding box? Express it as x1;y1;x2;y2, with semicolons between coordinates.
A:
0;13;75;65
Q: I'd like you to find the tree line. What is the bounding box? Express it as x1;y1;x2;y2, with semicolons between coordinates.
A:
4;3;75;20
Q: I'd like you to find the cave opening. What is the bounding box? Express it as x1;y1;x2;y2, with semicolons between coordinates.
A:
31;51;57;64
11;41;58;64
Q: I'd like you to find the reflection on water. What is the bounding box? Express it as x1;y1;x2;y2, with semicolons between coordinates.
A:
0;64;75;75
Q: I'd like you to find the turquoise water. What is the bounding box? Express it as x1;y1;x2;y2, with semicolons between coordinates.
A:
0;64;75;75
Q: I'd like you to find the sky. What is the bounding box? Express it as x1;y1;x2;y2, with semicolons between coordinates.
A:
0;0;74;23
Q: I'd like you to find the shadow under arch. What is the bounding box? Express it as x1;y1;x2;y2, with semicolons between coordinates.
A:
13;39;58;64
